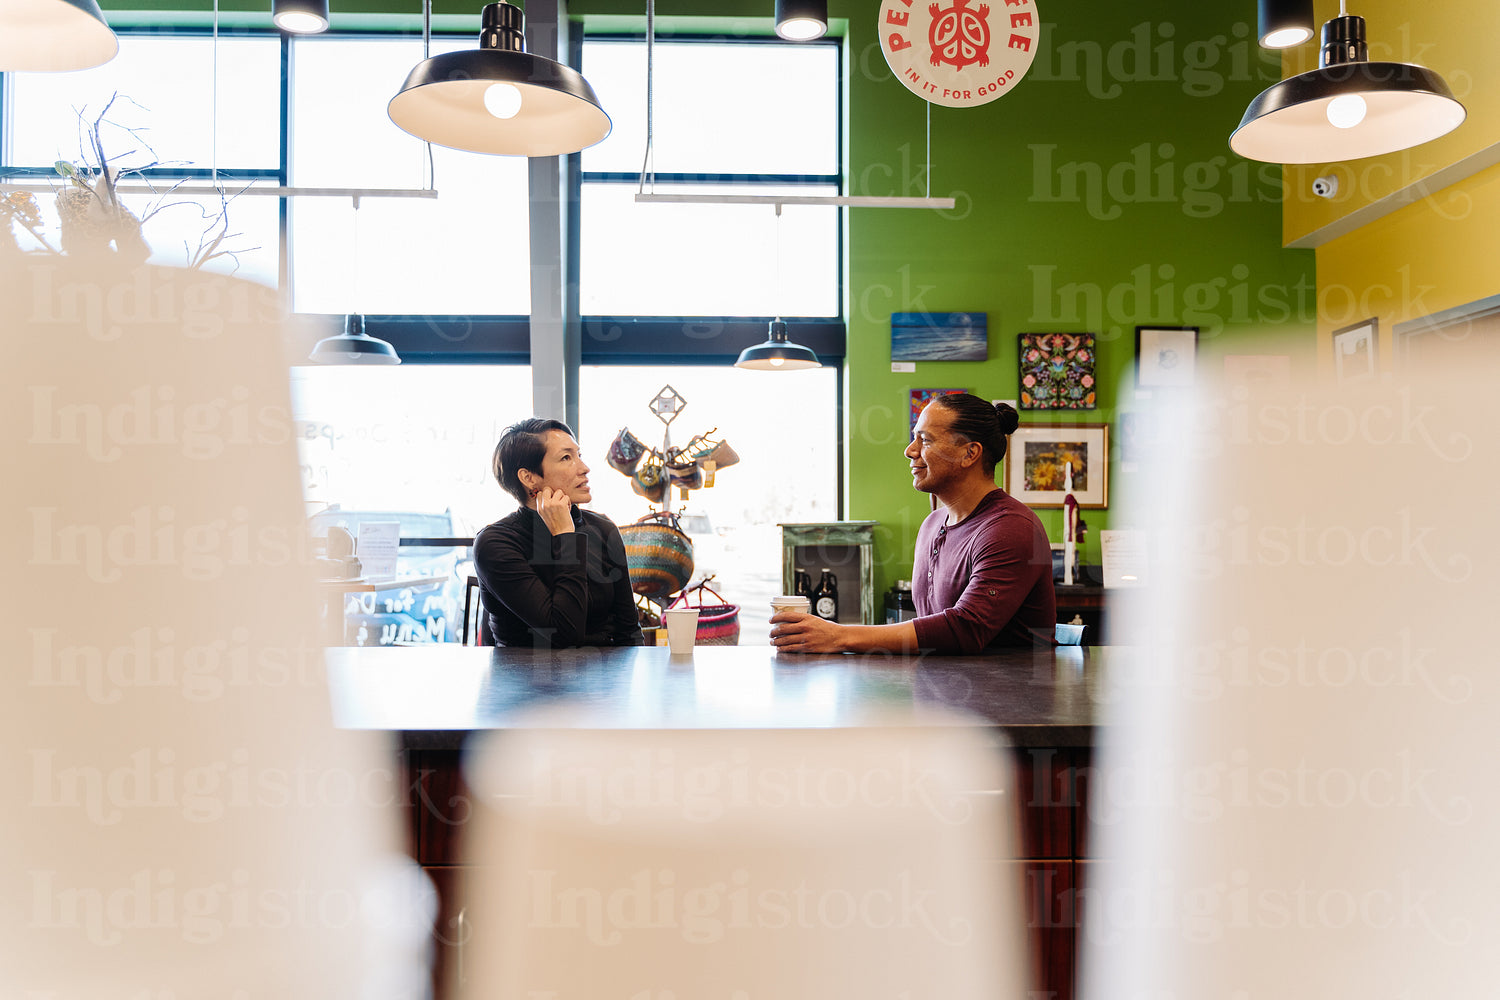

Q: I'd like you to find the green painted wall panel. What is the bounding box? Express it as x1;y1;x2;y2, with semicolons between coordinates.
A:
842;5;1315;597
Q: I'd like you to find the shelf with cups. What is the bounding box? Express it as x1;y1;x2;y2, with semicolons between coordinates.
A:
608;384;743;645
778;521;878;625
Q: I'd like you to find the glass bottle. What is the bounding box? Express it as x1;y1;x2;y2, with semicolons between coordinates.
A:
812;567;839;621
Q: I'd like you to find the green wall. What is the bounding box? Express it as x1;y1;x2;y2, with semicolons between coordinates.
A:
100;0;1317;599
842;1;1314;596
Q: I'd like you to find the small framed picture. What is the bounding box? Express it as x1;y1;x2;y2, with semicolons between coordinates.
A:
1332;318;1378;382
1223;354;1292;390
1018;332;1097;410
1135;326;1199;388
1004;423;1109;508
891;312;988;361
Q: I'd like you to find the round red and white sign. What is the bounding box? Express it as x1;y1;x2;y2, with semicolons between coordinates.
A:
878;0;1040;108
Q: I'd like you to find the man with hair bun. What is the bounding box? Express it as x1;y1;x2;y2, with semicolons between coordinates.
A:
771;393;1055;652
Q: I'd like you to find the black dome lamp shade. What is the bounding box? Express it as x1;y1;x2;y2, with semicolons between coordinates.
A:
388;1;611;157
1231;11;1465;164
735;318;821;371
310;315;401;366
0;0;118;72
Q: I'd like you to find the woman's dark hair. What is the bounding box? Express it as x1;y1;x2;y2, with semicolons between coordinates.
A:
930;393;1020;475
493;417;574;505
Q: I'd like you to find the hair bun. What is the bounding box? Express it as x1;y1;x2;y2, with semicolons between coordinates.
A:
994;401;1020;435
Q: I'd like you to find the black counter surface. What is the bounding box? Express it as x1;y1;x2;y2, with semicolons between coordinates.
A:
326;643;1113;749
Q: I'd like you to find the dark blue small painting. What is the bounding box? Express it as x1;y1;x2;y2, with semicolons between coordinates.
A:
891;312;988;362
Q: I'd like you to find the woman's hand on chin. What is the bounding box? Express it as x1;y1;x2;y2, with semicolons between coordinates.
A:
535;488;575;535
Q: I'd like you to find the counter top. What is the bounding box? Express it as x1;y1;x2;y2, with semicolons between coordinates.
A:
326;644;1113;748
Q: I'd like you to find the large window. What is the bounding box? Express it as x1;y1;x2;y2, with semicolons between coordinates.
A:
4;32;282;285
579;364;838;645
578;37;841;318
5;26;846;648
288;37;531;315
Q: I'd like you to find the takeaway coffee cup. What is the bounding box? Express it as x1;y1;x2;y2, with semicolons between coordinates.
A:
662;608;700;654
770;595;811;617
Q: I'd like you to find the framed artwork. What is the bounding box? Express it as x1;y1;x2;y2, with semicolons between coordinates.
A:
1332;318;1378;382
1135;326;1199;387
1223;354;1292;389
891;312;988;361
909;387;966;438
1018;332;1097;409
1005;423;1109;508
1115;411;1147;464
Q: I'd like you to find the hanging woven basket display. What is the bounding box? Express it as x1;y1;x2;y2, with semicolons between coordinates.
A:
618;510;694;600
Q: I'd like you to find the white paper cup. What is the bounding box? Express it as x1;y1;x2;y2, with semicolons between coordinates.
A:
662;608;700;654
770;595;811;616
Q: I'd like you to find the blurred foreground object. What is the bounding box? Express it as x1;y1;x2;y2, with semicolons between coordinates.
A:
1083;366;1495;998
462;720;1027;998
0;259;431;1000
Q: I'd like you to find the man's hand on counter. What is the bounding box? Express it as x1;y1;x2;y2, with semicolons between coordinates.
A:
769;612;920;654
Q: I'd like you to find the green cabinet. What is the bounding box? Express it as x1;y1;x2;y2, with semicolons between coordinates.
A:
779;521;878;625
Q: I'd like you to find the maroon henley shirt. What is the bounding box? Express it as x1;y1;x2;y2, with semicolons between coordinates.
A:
912;488;1056;651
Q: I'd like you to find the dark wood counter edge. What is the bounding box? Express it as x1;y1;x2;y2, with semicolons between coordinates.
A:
393;723;1097;751
329;644;1109;751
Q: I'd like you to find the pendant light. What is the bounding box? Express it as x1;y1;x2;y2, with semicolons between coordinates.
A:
0;0;118;72
1257;0;1313;48
735;206;820;371
736;318;821;370
775;0;826;41
311;315;402;365
310;205;400;365
1230;7;1465;164
273;0;329;34
388;1;610;157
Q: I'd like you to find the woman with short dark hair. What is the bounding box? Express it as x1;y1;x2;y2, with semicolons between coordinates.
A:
474;417;644;647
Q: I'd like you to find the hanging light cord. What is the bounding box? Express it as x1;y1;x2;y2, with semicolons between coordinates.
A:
925;103;931;199
636;0;655;194
212;0;219;187
351;195;361;317
422;0;436;191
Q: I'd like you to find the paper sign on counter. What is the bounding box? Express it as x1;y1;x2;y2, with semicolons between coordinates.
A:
356;521;401;580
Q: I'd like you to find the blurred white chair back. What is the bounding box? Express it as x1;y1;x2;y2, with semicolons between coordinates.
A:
0;259;430;1000
1082;368;1499;998
460;720;1028;999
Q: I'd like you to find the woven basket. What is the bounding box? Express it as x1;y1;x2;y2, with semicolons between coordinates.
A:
670;579;740;646
619;511;694;600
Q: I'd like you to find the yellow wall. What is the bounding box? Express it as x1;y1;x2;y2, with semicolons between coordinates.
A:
1316;159;1500;366
1282;0;1500;245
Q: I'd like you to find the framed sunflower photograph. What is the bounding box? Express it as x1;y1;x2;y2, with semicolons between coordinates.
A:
1004;423;1110;508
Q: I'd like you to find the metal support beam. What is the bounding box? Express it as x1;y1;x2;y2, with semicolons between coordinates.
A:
526;0;578;431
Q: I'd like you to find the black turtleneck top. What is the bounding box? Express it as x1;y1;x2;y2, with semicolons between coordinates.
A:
474;505;645;648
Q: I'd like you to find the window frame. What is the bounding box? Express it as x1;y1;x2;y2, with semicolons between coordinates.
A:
574;31;847;330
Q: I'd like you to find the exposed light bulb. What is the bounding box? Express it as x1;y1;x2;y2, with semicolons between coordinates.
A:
1326;93;1367;129
769;357;786;367
274;10;327;32
777;17;825;40
483;83;523;120
1261;26;1312;47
